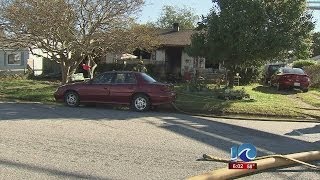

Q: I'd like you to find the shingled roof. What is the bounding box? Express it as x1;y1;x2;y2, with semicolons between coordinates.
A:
157;29;194;47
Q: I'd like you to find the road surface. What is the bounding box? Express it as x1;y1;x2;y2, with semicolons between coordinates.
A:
0;102;319;179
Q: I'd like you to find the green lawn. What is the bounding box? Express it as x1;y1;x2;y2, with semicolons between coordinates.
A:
296;90;320;108
174;84;316;118
0;79;59;103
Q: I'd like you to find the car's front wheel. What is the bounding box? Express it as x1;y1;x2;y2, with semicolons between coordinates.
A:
64;91;80;107
131;94;150;112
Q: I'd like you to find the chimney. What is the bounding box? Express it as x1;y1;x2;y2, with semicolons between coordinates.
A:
173;23;180;32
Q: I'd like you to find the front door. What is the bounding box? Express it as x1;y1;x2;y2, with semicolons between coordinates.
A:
78;72;115;103
165;47;182;76
109;72;137;104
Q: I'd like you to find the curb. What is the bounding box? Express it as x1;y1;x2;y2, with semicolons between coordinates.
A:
170;103;320;123
190;114;320;123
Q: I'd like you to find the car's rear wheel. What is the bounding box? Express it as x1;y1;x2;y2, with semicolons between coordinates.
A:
131;94;150;112
64;91;80;107
302;88;309;93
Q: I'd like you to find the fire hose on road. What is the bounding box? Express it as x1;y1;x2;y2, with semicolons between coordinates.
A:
170;101;320;179
189;151;320;180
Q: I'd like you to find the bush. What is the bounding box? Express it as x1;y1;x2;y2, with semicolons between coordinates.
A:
0;70;29;80
188;80;209;92
304;64;320;88
234;66;262;85
217;88;250;100
292;60;316;69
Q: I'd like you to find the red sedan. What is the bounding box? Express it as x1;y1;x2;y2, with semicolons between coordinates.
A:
270;67;310;92
54;71;176;111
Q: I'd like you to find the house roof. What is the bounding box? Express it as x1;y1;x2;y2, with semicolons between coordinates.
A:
157;29;194;47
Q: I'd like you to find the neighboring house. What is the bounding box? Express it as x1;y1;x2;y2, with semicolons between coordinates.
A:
0;48;29;73
155;23;206;77
105;23;206;78
27;48;47;76
0;47;51;76
27;48;61;76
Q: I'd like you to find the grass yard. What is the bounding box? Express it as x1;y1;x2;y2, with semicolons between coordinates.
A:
0;79;59;103
174;84;318;118
0;79;319;119
296;89;320;108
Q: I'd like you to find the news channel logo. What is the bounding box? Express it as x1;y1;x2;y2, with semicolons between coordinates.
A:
231;143;257;162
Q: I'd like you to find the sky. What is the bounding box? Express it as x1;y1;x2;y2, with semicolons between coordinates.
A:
138;0;320;32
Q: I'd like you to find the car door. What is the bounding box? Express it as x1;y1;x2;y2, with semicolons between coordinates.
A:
78;72;115;103
109;72;137;104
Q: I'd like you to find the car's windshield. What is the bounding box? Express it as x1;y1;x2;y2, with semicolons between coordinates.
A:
282;68;305;75
141;73;157;83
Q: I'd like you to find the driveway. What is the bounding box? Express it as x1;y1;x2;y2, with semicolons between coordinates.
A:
0;102;319;179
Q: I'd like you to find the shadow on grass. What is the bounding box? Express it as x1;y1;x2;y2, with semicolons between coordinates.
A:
2;86;57;103
252;86;302;95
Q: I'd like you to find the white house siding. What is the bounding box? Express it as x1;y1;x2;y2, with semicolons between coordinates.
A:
181;52;194;74
28;49;46;76
0;49;29;73
181;51;205;75
105;53;116;64
155;49;166;62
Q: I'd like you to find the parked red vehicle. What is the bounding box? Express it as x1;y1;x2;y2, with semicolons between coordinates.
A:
54;71;176;111
270;67;310;92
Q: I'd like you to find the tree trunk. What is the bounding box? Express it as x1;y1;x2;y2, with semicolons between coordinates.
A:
227;66;236;88
87;55;97;79
89;62;97;79
61;62;71;85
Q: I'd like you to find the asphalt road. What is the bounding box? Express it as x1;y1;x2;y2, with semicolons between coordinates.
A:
0;102;319;180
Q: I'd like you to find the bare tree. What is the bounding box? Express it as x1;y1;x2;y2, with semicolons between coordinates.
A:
0;0;158;84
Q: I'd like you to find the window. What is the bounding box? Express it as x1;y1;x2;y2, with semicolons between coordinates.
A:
114;73;136;84
293;68;305;75
282;68;305;75
92;73;114;84
141;73;157;83
8;53;21;65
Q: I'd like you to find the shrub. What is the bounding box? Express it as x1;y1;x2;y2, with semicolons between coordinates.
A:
303;64;320;88
0;70;28;80
292;60;316;69
188;80;209;92
234;66;262;85
216;88;250;100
